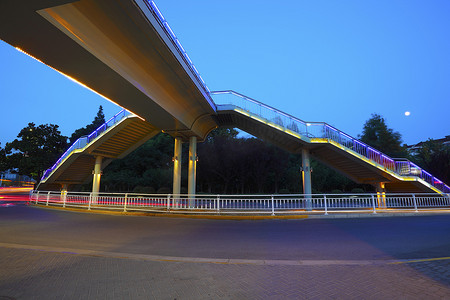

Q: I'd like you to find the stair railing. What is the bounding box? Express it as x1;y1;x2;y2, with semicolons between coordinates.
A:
41;109;131;181
211;91;450;193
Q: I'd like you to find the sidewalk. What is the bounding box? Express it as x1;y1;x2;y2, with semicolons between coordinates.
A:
1;246;449;299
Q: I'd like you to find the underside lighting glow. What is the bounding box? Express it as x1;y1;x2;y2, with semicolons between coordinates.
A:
14;46;146;122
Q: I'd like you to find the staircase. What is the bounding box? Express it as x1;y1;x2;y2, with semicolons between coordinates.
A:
211;91;450;194
38;109;159;190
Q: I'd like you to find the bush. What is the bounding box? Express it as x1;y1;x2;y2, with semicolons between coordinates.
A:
351;188;365;194
157;187;171;194
133;185;144;193
135;186;155;194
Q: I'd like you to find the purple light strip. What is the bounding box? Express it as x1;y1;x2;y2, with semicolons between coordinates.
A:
41;109;130;181
213;91;450;191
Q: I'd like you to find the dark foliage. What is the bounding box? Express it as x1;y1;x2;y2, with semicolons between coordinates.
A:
101;128;369;194
0;143;7;172
102;133;174;192
8;108;447;193
359;113;407;157
5;123;68;181
69;106;105;144
410;139;450;185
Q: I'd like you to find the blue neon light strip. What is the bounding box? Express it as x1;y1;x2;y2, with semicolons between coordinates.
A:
41;109;131;181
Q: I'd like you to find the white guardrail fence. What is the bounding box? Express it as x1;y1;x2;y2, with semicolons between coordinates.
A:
30;191;450;215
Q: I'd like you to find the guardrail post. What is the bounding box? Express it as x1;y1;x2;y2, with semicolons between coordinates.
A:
46;191;50;206
324;195;328;215
412;194;418;213
371;194;377;214
124;193;128;212
88;193;92;210
216;195;220;213
167;194;171;211
271;195;275;216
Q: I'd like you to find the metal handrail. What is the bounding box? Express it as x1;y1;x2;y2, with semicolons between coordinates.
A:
41;109;131;181
211;91;450;193
30;190;450;215
144;0;216;110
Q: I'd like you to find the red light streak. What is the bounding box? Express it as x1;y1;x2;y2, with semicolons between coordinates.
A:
0;187;33;204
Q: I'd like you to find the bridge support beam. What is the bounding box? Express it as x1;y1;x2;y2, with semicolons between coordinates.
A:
188;136;197;207
92;156;103;202
173;137;182;197
302;149;312;211
376;182;386;208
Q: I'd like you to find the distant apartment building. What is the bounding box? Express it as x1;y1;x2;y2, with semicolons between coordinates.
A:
0;170;36;187
406;135;450;156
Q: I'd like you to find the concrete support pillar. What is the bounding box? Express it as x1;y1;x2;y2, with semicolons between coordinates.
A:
302;148;312;211
172;137;182;196
188;136;197;207
92;156;103;202
376;182;386;208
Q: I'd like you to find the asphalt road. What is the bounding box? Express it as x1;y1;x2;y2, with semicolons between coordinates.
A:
1;204;449;261
1;203;450;299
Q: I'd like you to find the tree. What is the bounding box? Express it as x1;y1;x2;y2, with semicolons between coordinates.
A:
69;106;105;144
410;139;450;185
102;133;174;192
205;127;238;142
359;114;406;157
0;143;8;172
6;123;68;180
98;124;377;194
310;159;370;193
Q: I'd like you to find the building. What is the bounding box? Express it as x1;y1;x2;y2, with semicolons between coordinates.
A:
0;170;36;187
406;135;450;156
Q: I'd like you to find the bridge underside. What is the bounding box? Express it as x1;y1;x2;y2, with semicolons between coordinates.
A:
0;0;217;141
39;116;158;190
215;108;442;194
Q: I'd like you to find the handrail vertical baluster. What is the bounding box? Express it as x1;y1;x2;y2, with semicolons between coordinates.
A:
371;194;377;214
271;195;275;216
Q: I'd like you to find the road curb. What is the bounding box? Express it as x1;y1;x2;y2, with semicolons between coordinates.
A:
30;203;309;220
29;203;450;220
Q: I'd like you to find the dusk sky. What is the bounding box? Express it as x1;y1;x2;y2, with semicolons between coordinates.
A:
1;0;449;148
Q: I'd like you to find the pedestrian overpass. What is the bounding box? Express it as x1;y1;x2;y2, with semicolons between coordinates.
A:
1;0;448;195
37;90;450;195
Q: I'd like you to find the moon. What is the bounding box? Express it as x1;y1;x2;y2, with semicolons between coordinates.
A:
404;111;411;116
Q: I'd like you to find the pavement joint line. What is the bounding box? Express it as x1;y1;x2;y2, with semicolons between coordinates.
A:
389;257;450;264
2;241;448;267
